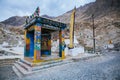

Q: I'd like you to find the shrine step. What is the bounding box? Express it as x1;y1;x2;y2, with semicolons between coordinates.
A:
19;59;65;71
13;63;31;77
32;60;67;71
20;59;63;67
13;59;71;77
17;61;32;71
20;59;32;67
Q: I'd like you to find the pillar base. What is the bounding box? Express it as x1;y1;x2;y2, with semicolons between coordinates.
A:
68;47;74;49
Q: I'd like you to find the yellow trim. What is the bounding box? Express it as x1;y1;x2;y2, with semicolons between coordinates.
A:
24;30;27;42
62;51;65;59
33;50;37;61
24;57;64;66
33;57;61;63
26;38;30;44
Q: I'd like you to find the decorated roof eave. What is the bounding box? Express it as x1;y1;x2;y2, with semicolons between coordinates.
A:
24;17;67;30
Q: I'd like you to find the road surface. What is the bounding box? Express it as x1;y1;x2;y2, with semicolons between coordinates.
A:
0;51;120;80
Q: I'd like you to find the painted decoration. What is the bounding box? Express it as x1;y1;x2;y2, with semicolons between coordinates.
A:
24;30;30;57
34;24;41;61
59;29;65;59
36;50;40;60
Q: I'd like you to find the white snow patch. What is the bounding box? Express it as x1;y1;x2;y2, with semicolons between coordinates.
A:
65;36;79;45
11;47;24;54
107;44;114;49
65;46;84;56
2;42;9;47
65;36;84;56
1;46;24;55
0;55;23;60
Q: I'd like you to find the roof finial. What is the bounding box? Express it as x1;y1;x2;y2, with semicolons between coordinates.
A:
35;6;40;16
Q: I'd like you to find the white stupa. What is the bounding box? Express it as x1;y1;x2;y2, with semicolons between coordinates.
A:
65;36;84;56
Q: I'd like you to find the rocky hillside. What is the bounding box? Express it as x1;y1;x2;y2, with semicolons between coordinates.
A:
0;0;120;50
0;19;24;47
53;0;120;49
54;0;120;23
1;16;26;27
0;24;24;46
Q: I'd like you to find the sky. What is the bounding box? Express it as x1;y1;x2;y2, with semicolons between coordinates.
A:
0;0;95;21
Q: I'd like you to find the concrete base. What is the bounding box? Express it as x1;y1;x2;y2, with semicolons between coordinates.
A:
12;59;71;77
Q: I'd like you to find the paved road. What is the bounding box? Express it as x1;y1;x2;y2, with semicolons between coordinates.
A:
0;51;120;80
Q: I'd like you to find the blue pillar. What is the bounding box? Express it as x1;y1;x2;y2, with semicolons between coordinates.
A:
29;33;34;57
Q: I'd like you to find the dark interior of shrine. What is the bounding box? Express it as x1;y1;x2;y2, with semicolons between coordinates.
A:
26;26;59;59
41;28;58;56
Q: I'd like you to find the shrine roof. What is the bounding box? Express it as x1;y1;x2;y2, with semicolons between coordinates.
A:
24;17;67;30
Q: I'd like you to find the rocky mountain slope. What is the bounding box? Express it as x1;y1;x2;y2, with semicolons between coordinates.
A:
1;16;26;27
0;0;120;50
0;16;25;46
53;0;120;49
54;0;120;23
0;25;24;46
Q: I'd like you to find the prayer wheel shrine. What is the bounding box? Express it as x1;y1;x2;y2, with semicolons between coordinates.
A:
24;7;67;63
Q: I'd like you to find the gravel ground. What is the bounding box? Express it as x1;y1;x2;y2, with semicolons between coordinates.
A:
0;51;120;80
0;66;19;80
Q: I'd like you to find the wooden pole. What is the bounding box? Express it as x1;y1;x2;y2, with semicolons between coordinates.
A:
92;14;95;53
